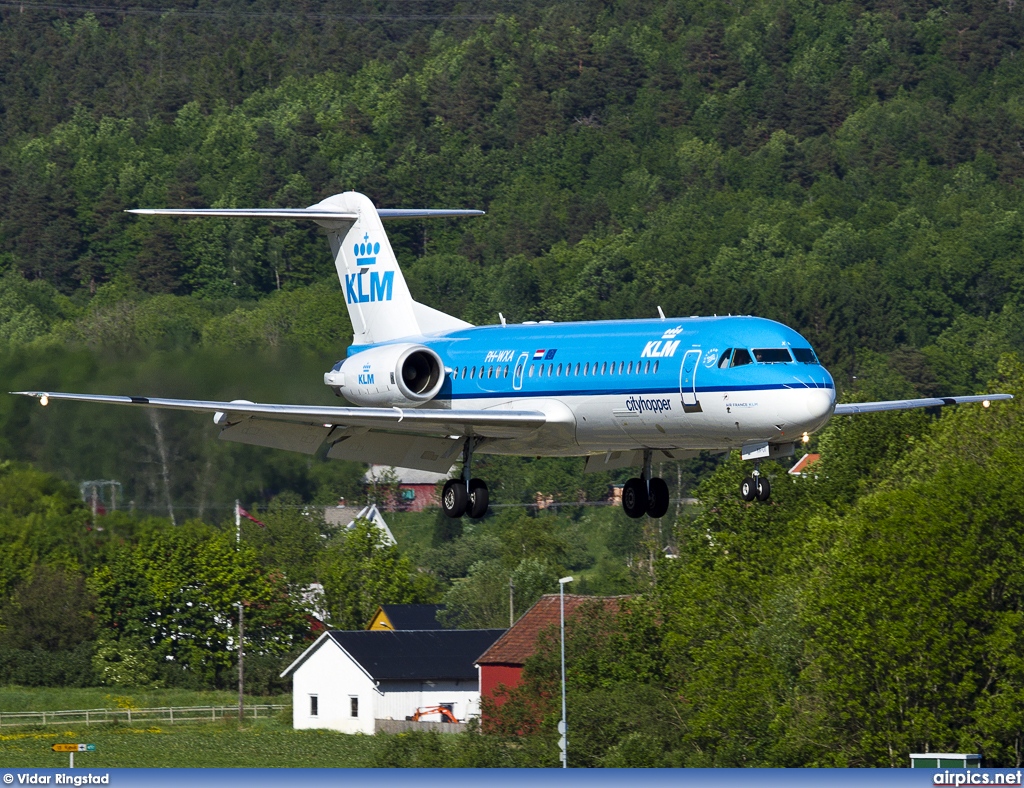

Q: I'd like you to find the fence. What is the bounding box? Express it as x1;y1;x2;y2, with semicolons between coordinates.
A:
0;704;287;728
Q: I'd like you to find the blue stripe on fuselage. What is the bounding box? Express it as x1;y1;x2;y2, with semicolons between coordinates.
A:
347;315;836;399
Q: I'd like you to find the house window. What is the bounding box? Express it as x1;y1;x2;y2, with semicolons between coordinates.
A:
400;488;416;502
310;695;318;717
350;696;359;718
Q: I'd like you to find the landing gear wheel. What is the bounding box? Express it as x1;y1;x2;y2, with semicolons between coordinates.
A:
442;479;468;518
467;478;489;519
740;476;757;502
646;477;670;518
755;475;771;502
622;477;649;519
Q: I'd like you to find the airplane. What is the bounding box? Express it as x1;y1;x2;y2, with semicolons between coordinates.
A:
12;191;1013;519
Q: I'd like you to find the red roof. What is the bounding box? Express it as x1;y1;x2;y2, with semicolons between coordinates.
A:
789;453;822;475
476;594;626;666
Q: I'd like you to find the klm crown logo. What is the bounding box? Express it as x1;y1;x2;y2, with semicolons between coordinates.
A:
345;232;394;304
661;325;683;340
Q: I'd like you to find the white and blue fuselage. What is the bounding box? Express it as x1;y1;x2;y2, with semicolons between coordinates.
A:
327;315;835;459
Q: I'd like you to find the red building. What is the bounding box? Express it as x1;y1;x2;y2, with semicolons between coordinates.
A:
365;465;449;512
475;594;625;708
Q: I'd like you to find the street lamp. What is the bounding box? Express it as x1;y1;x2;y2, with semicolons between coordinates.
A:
558;575;573;768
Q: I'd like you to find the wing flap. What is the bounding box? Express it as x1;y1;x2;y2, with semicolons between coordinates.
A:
833;393;1013;415
326;433;459;473
218;419;332;454
12;391;547;438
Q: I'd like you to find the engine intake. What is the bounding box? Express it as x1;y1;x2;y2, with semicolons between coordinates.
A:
324;343;445;407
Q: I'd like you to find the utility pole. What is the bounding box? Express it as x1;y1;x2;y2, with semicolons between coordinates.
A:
235;499;241;544
558;576;574;768
509;579;515;626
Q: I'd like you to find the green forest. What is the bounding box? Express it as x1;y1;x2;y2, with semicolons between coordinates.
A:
1;0;1024;769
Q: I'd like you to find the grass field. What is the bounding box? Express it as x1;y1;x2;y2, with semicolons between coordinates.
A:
0;719;383;767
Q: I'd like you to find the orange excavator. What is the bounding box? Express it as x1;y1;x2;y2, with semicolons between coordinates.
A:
406;706;459;723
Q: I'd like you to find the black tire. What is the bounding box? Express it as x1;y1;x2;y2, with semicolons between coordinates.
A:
468;478;489;519
622;477;648;519
755;475;771;502
442;479;468;518
647;477;670;518
740;476;756;501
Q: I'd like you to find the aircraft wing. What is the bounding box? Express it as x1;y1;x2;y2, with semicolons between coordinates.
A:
833;393;1012;415
10;391;546;438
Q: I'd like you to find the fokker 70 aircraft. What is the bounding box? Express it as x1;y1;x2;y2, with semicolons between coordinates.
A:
13;192;1012;518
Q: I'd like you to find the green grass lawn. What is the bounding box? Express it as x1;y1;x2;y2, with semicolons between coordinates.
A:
0;686;284;712
0;719;382;767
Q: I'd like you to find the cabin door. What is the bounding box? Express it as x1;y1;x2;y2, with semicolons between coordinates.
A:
512;353;528;391
679;349;701;406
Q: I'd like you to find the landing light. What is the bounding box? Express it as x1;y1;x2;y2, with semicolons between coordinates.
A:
801;432;809;443
983;400;991;408
39;395;48;407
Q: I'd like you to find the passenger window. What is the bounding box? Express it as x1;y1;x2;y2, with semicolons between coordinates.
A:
548;363;554;376
488;366;494;378
644;361;650;374
753;348;792;363
452;368;458;380
792;348;818;364
618;362;624;374
653;361;659;374
529;365;535;377
627;361;633;374
601;362;607;375
538;364;544;378
469;367;475;379
504;365;510;377
584;363;589;376
575;363;580;376
718;349;732;369
731;349;753;367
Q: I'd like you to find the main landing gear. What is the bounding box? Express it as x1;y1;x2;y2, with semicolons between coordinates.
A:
442;438;489;519
621;450;671;519
740;463;771;503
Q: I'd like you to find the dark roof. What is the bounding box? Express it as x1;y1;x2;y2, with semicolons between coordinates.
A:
329;629;506;681
477;595;627;666
379;604;446;630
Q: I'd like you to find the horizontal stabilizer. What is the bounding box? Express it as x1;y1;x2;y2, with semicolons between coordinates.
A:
128;207;484;222
833;393;1012;415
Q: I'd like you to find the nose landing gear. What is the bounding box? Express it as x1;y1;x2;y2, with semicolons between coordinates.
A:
622;451;671;519
740;463;771;502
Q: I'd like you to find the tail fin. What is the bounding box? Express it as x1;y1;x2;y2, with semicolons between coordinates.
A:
128;191;481;345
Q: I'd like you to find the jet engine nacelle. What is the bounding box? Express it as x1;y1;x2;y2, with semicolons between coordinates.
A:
324;343;445;407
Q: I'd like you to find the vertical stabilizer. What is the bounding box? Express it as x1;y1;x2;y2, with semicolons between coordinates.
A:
311;192;420;345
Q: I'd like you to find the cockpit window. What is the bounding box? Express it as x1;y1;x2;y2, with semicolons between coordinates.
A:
792;348;818;364
731;348;753;367
718;349;732;369
753;348;792;363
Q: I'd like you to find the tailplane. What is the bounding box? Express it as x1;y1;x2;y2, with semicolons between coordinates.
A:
128;191;481;345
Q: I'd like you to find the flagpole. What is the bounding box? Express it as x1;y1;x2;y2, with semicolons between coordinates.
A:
235;499;240;545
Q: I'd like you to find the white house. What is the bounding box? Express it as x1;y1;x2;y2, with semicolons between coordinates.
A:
280;629;505;734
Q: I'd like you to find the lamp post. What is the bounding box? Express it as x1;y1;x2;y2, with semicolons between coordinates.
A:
558;575;573;768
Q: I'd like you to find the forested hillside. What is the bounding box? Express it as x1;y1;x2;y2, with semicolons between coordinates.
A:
1;0;1024;768
1;0;1022;505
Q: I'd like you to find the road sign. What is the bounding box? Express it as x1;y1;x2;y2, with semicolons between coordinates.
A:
52;744;95;752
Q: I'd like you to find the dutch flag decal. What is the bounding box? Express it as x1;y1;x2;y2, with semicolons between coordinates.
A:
533;349;545;359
